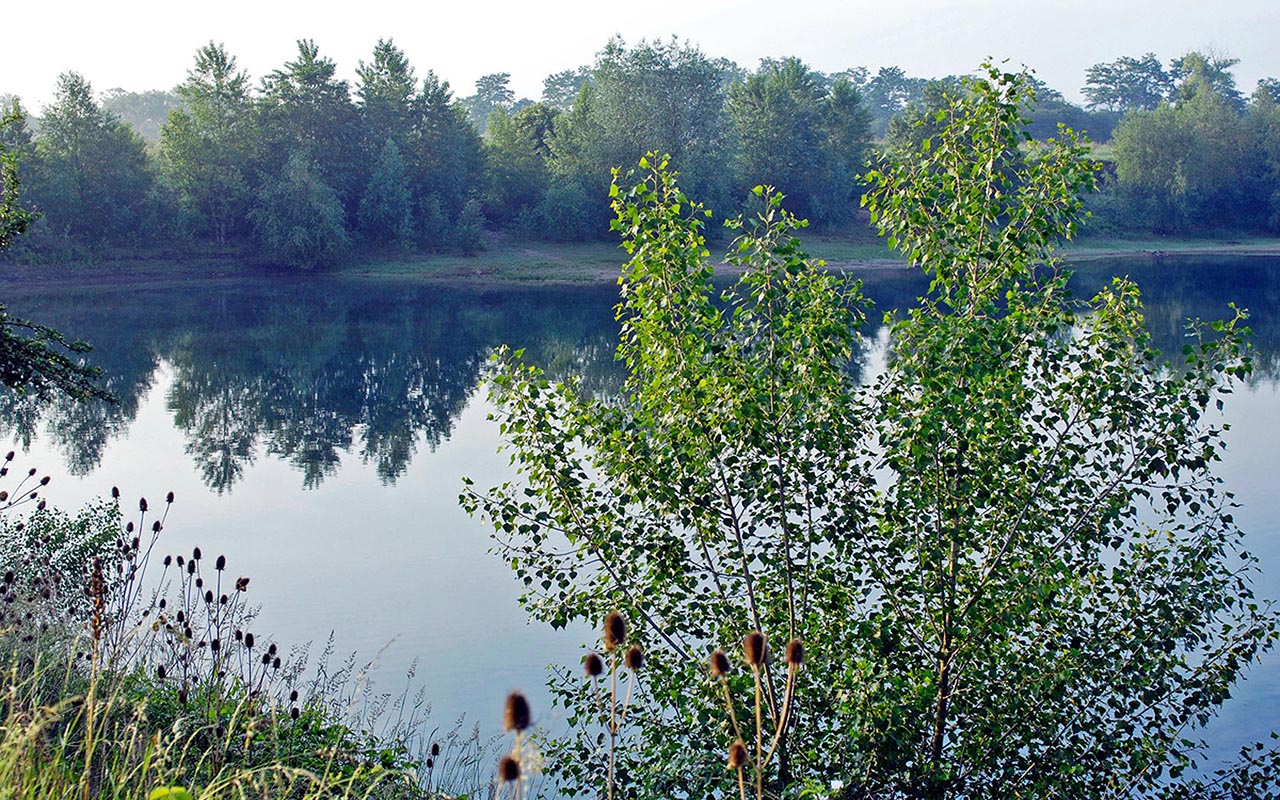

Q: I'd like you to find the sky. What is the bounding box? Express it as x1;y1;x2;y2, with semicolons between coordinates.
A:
3;0;1279;111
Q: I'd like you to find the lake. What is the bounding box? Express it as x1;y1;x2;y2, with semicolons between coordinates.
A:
1;254;1277;774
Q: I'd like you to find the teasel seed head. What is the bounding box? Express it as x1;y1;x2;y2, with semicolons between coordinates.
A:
139;498;148;513
192;547;201;561
603;611;627;652
431;742;440;757
157;665;166;680
290;689;299;702
167;491;175;504
498;755;521;783
786;638;804;667
744;631;767;667
504;691;531;732
625;646;644;672
710;649;731;677
244;633;255;649
584;652;604;677
216;555;226;571
426;757;434;769
111;486;119;499
727;740;748;770
291;707;300;720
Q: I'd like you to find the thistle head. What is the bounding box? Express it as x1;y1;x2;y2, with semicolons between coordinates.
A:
498;755;521;783
603;611;627;652
786;637;804;668
727;740;748;771
504;691;531;732
743;631;767;667
710;649;731;677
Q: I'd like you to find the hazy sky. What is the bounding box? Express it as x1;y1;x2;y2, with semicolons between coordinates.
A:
3;0;1278;111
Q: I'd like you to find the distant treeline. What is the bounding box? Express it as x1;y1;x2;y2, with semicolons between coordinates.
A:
1;39;1278;269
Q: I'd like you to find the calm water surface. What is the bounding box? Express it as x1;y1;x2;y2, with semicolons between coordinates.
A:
2;255;1277;769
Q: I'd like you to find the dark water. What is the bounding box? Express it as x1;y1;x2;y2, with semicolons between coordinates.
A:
1;255;1277;771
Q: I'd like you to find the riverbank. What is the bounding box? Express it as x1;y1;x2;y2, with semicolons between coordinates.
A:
5;232;1280;288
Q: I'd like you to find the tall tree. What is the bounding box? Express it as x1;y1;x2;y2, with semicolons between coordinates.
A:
467;65;1277;800
159;42;257;245
462;72;515;132
0;99;32;250
258;40;361;211
545;37;733;235
410;70;485;224
1171;50;1245;111
26;72;154;246
727;57;870;224
250;150;350;270
863;65;929;137
1247;87;1280;230
1113;59;1252;231
1082;53;1172;112
356;137;413;247
483;106;550;226
356;38;418;154
0;104;110;402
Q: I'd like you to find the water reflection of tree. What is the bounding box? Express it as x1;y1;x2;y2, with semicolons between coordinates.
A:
1066;256;1280;383
5;258;1272;491
1;280;623;492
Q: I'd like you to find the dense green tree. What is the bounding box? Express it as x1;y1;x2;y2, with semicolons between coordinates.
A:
355;38;419;156
1113;62;1252;232
883;77;965;152
727;57;870;224
258;40;361;211
26;72;154;246
411;71;485;224
1171;51;1245;111
356;137;413;247
483;106;549;226
0;100;32;250
1082;53;1172;112
1257;77;1280;105
1248;87;1280;230
159;43;257;245
545;37;732;237
466;67;1277;800
250;150;350;270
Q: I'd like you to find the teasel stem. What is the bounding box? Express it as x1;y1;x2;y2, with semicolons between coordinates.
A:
763;658;798;769
608;649;618;800
753;661;763;800
718;674;743;742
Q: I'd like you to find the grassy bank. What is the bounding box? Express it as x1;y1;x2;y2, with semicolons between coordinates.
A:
5;230;1280;288
0;490;483;800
